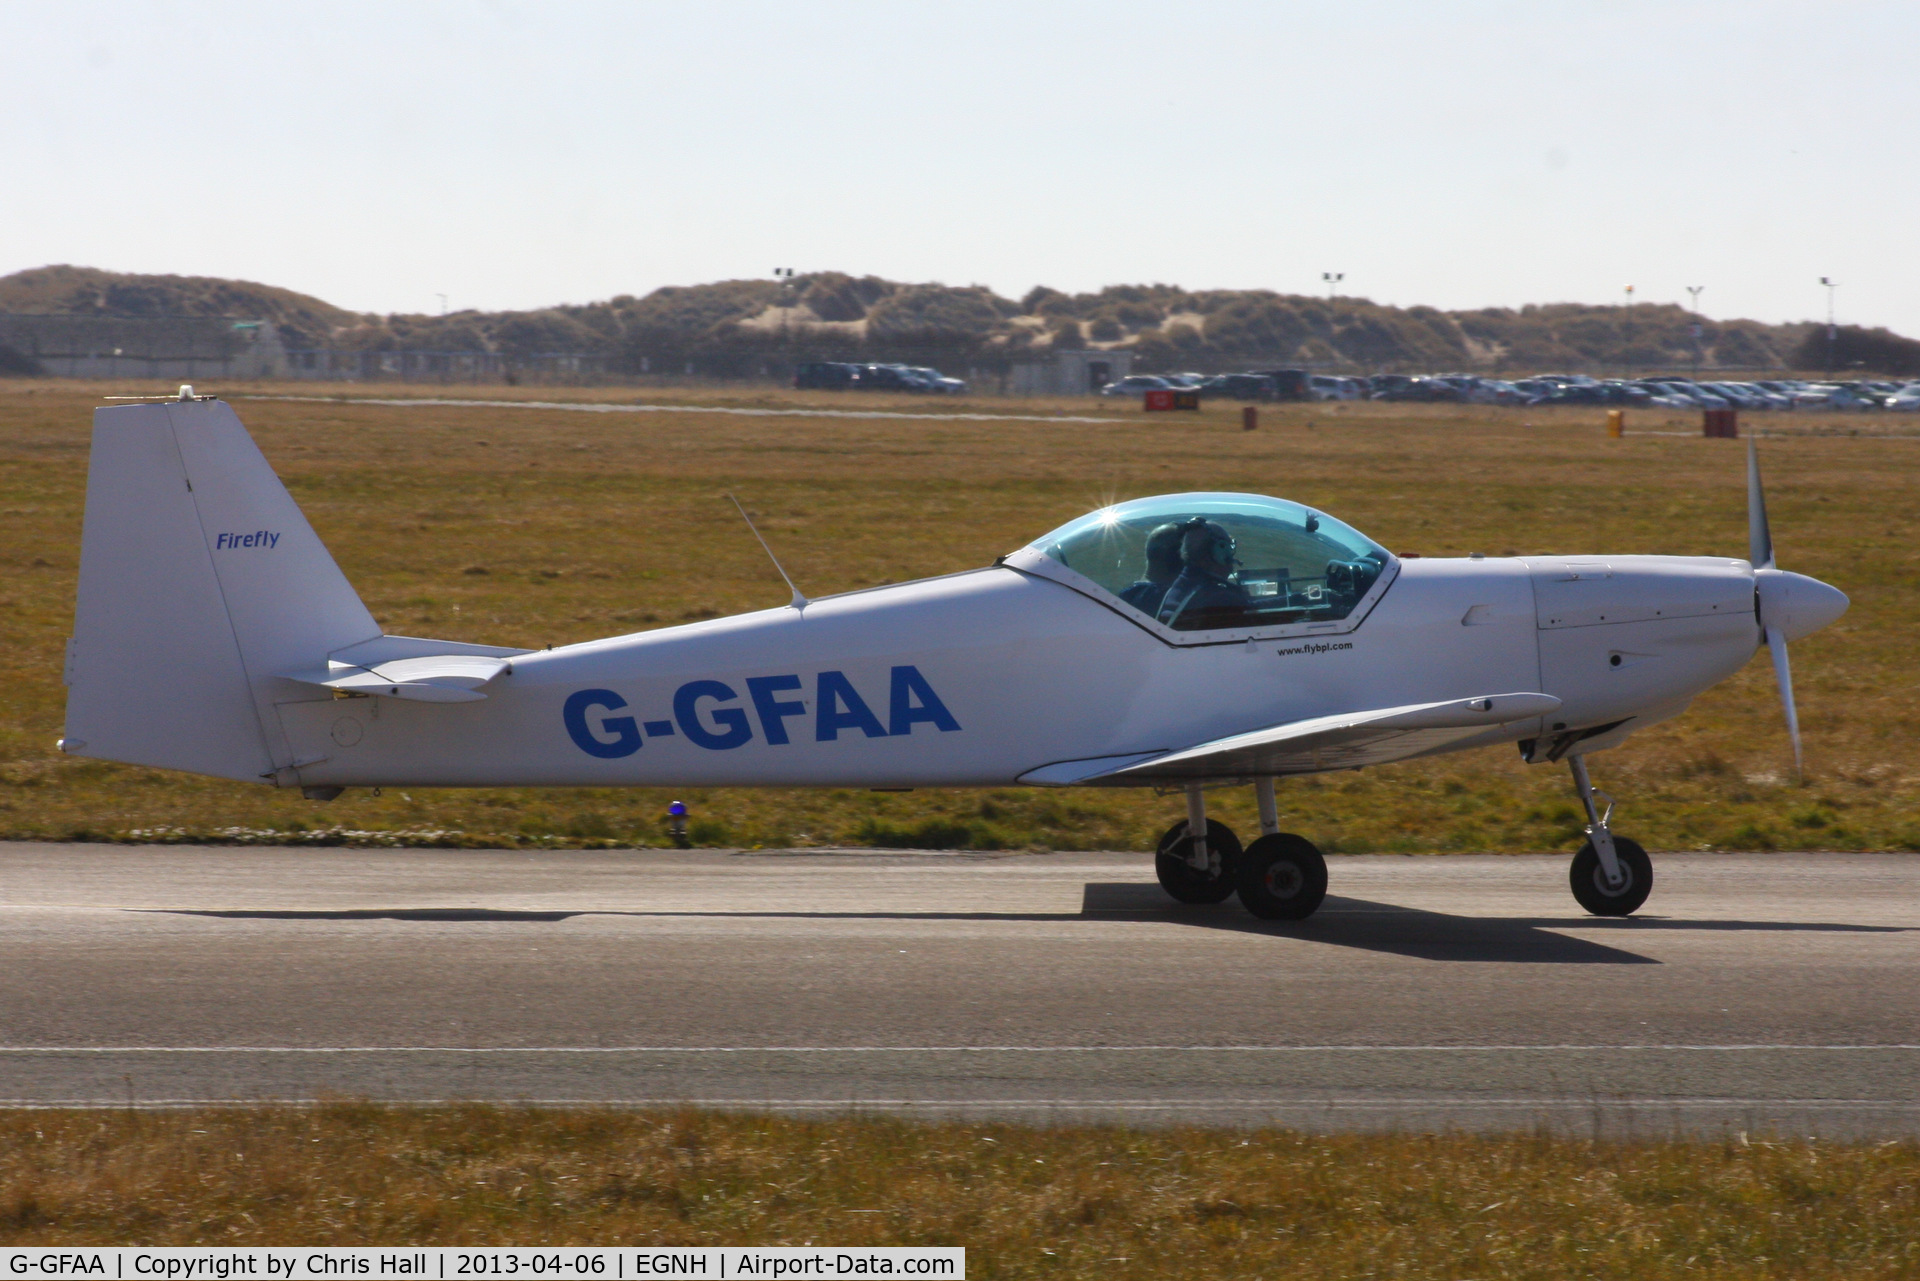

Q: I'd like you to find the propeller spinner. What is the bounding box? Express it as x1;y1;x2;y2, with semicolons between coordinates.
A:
1747;439;1850;778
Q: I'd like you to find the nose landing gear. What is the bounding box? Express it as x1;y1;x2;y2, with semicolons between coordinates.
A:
1566;754;1653;916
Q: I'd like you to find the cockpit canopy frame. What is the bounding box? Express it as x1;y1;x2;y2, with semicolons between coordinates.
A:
1004;491;1399;645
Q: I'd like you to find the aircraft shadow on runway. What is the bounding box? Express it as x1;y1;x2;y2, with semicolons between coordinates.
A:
1075;884;1908;964
159;908;585;923
151;892;1905;968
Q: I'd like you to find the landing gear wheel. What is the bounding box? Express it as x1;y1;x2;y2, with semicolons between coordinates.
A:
1569;837;1653;916
1235;833;1328;920
1155;820;1242;904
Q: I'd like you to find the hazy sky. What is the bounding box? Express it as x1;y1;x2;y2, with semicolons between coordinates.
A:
5;1;1915;331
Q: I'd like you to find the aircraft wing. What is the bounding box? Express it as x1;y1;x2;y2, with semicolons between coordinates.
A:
1031;692;1560;784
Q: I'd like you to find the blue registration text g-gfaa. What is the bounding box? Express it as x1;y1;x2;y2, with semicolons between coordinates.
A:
563;666;959;759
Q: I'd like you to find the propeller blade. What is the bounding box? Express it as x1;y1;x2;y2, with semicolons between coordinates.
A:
1766;624;1803;781
1747;437;1774;570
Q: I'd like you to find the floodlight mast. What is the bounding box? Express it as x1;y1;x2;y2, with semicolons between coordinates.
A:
1322;272;1343;303
1624;285;1639;376
1820;277;1839;377
773;268;799;375
1686;286;1705;377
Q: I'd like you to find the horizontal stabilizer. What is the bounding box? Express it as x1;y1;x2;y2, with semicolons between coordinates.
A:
1094;692;1562;782
284;654;511;703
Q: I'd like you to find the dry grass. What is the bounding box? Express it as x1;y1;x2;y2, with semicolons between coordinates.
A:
0;1107;1916;1276
2;380;1917;853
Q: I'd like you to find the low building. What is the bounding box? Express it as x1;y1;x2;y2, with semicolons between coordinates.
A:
1009;348;1132;397
0;315;289;379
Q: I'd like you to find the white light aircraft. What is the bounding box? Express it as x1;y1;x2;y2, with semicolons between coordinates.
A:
61;391;1848;920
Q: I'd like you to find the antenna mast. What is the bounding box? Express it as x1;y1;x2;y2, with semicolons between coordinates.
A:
727;494;808;610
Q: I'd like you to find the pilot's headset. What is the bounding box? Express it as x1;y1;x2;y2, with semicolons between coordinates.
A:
1179;517;1238;575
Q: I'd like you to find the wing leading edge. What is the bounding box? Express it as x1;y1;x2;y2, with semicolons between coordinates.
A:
1021;693;1560;785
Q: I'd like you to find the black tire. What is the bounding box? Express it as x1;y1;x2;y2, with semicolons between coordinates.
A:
1569;836;1653;916
1235;833;1329;920
1155;820;1242;904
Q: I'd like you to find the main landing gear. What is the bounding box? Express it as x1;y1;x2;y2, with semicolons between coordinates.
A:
1155;779;1328;919
1565;754;1653;916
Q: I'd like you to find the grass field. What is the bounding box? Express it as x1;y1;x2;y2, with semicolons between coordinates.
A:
1;1106;1916;1277
1;380;1916;853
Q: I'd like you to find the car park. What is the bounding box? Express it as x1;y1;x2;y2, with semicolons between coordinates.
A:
1076;364;1898;412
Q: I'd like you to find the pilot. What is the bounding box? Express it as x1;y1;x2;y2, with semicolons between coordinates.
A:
1119;523;1184;616
1156;518;1252;629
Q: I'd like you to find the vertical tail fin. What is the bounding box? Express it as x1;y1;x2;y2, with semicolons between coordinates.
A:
63;399;380;782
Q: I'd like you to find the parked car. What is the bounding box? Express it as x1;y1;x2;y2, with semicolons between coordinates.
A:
793;361;861;390
1467;379;1527;405
1251;368;1313;401
1885;383;1920;411
853;363;927;392
1100;375;1176;397
1720;382;1794;411
1803;385;1882;411
1620;382;1688;408
1786;383;1877;410
1374;377;1466;403
1648;381;1731;409
904;366;967;395
1528;382;1644;407
1198;373;1279;401
1308;374;1361;401
1702;382;1768;410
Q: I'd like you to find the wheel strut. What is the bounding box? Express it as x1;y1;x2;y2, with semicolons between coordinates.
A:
1254;776;1280;836
1568;754;1625;891
1183;784;1212;872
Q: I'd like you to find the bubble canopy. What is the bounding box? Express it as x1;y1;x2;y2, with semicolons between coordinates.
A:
1020;492;1394;633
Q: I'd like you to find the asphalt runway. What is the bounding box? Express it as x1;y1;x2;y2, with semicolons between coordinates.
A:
1;844;1915;1136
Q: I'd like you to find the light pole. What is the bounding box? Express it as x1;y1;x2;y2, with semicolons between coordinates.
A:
1322;272;1343;303
1686;286;1705;378
1819;277;1839;377
773;269;798;384
1622;285;1635;375
435;293;448;316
